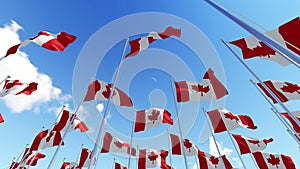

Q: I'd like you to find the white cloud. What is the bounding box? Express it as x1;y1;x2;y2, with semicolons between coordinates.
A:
0;20;71;113
96;103;104;113
192;163;198;169
232;157;243;168
209;137;233;156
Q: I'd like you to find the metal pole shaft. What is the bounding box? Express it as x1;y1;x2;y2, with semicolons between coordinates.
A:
128;107;136;169
166;129;173;169
226;131;247;169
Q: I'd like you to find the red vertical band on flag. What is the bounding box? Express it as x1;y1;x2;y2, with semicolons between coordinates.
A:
0;113;4;123
281;113;300;133
252;152;269;169
115;162;121;169
222;155;234;169
279;17;300;56
281;154;296;169
174;81;189;102
77;148;89;168
30;130;48;151
232;134;250;154
203;68;228;99
162;110;173;125
138;149;147;169
207;109;227;133
257;81;288;104
114;87;133;107
170;134;181;155
84;80;101;101
134;110;146;132
52;110;69;131
100;132;113;153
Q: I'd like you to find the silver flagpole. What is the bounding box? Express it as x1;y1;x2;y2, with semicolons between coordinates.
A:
10;144;28;169
249;154;260;169
205;0;300;68
169;77;189;169
194;154;200;169
128;106;136;169
166;129;173;169
226;131;247;169
202;107;226;167
87;38;129;169
112;158;115;169
221;39;300;127
0;75;10;86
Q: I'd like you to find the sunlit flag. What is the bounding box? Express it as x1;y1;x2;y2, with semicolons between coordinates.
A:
138;149;171;169
252;152;296;169
232;134;273;154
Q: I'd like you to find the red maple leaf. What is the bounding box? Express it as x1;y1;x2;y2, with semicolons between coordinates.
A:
114;140;129;149
148;151;159;164
191;84;210;96
148;110;160;124
183;139;193;152
267;154;280;168
102;84;111;99
281;82;300;94
248;140;260;147
209;156;219;168
224;112;239;122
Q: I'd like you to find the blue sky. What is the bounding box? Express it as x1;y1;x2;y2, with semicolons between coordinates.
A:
0;0;299;168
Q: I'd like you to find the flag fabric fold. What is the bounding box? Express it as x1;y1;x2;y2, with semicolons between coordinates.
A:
252;152;296;169
280;111;300;133
30;129;64;151
232;134;273;154
60;162;78;169
138;149;171;169
134;108;173;132
0;80;38;97
52;110;88;133
0;113;4;123
77;148;96;168
169;133;198;156
175;68;228;102
114;162;128;169
197;150;233;169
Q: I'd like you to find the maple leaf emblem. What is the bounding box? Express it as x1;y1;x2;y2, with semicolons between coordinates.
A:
148;110;160;124
183;139;193;152
281;82;300;95
114;140;129;149
248;140;260;147
224;112;239;122
102;84;111;99
209;156;219;168
191;84;210;96
148;151;159;164
267;154;280;168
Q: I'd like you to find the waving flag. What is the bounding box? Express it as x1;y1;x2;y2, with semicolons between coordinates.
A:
101;132;136;156
30;129;64;151
5;31;76;57
197;150;233;169
230;17;300;66
138;149;171;169
207;108;257;133
175;68;228;102
0;80;38;97
258;80;300;104
0;113;4;123
125;26;181;58
115;162;128;169
52;110;88;133
22;150;46;166
9;162;20;169
77;148;96;168
60;162;78;169
232;134;273;154
169;133;198;156
134;108;173;132
84;80;133;107
252;152;296;169
280;111;300;133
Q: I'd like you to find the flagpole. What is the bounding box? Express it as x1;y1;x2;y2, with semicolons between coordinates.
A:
0;75;10;85
76;144;84;164
169;77;189;169
226;131;247;169
128;106;136;169
112;158;115;169
205;0;300;68
201;107;226;167
10;143;28;169
136;145;139;169
87;38;129;169
8;157;16;169
249;79;300;145
194;154;200;169
249;154;259;169
221;39;300;127
166;129;173;169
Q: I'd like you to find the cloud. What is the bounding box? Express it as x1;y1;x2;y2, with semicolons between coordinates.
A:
209;137;233;156
232;157;243;168
0;20;71;113
96;103;104;113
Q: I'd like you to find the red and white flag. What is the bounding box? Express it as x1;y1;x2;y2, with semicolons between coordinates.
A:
232;134;273;154
230;17;300;66
134;108;173;132
22;150;46;166
169;133;198;156
52;110;88;133
30;129;64;151
175;68;228;102
0;80;38;97
280;111;300;133
77;148;96;168
60;162;78;169
84;80;133;107
101;132;136;156
138;149;171;169
5;31;76;57
9;162;20;169
197;150;233;169
258;80;300;104
125;26;181;58
114;162;128;169
207;108;257;133
252;152;296;169
0;113;4;123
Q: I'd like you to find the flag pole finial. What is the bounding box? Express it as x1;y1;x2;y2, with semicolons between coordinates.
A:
169;77;173;82
249;79;255;84
7;75;10;79
221;38;226;43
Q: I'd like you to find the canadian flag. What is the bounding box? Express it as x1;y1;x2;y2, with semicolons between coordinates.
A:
280;111;300;133
232;134;273;154
84;80;133;107
258;80;300;104
0;80;38;97
125;26;181;58
207;108;257;133
9;162;20;169
22;150;46;166
138;149;171;169
60;162;78;169
252;152;296;169
114;162;128;169
197;150;233;169
134;108;173;132
5;31;76;57
169;133;198;156
101;132;136;156
52;110;88;133
230;17;300;66
77;148;96;168
175;68;228;102
30;129;64;151
0;113;4;123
